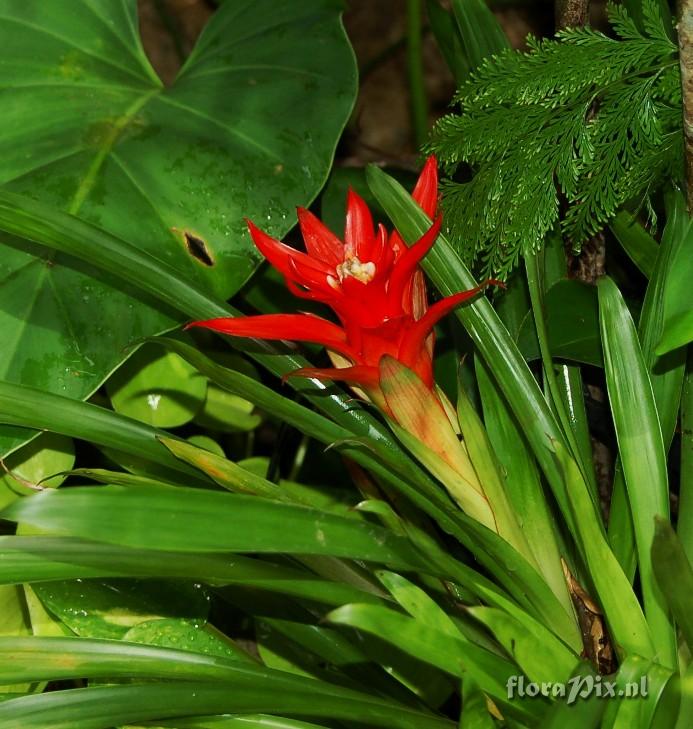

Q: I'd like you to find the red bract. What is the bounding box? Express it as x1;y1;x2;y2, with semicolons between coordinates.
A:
188;156;495;397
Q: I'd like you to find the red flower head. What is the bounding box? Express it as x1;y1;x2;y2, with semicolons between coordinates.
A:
188;156;495;400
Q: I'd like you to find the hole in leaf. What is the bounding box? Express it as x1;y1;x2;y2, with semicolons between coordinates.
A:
184;232;214;266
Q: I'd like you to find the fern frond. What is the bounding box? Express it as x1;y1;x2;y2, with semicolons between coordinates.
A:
428;0;681;278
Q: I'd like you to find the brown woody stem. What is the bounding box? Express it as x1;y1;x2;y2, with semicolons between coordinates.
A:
679;1;693;213
555;0;590;30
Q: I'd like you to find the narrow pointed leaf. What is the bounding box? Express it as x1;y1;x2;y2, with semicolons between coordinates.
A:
651;517;693;650
541;663;605;728
601;654;673;729
0;486;427;569
551;441;655;661
426;0;470;83
455;380;535;567
0;636;252;684
459;677;496;729
598;276;675;668
326;603;538;717
0;680;452;729
656;207;693;353
467;607;579;685
610;211;658;278
389;423;495;530
475;356;571;619
639;192;688;450
367;165;577;536
0;381;208;486
159;437;299;503
405;516;581;650
377;571;461;637
609;193;687;577
450;0;508;69
159;716;330;729
0;536;379;607
680;357;693;564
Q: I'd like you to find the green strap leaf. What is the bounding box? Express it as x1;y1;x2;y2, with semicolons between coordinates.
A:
156;716;330;729
0;636;249;684
0;381;208;486
680;356;693;565
609;191;687;580
598;276;675;668
450;0;508;69
651;517;693;650
426;1;470;84
376;571;462;637
474;357;571;623
326;603;541;720
0;536;379;607
655;199;693;355
467;606;579;686
0;485;427;569
366;165;580;540
455;377;536;567
540;663;605;728
0;674;452;729
551;440;655;661
610;211;658;279
600;654;674;729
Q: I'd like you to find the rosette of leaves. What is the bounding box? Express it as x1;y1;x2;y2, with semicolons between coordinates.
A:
427;0;682;278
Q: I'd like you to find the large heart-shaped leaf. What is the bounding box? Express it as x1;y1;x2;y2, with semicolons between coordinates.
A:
0;0;356;454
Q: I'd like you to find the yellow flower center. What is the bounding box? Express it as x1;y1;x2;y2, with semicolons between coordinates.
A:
334;256;376;285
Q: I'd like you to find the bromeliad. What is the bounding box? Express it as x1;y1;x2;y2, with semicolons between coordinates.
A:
187;158;528;543
188;156;497;407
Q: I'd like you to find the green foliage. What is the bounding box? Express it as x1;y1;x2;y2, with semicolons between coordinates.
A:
427;1;681;277
0;0;357;458
0;1;691;725
0;163;690;726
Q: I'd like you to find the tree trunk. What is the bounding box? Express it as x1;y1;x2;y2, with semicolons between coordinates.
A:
679;1;693;213
555;0;590;30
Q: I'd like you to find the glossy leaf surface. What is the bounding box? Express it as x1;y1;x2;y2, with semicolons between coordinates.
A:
0;485;427;568
0;0;356;454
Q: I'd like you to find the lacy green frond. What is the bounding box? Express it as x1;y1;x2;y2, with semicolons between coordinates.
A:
427;0;681;278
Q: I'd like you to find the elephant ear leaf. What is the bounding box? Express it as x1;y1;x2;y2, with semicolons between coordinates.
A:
0;0;356;454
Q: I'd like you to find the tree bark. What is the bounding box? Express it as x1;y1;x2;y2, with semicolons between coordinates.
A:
555;0;590;30
555;0;605;282
679;1;693;213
